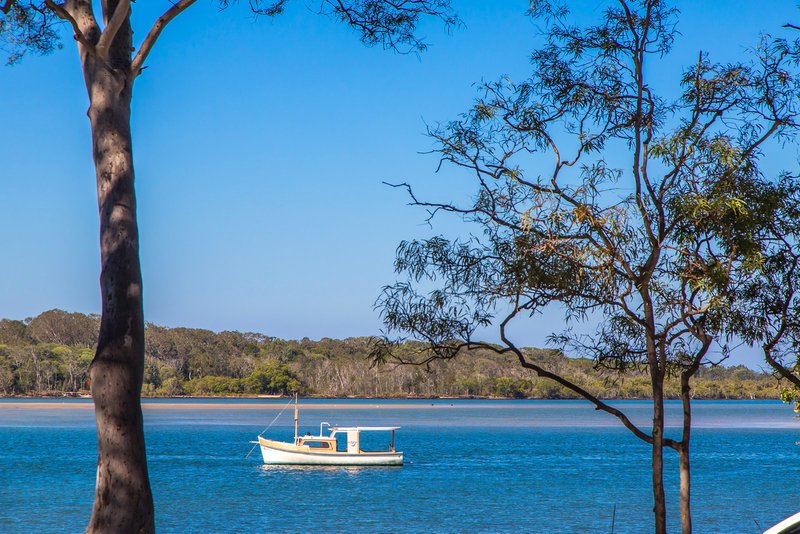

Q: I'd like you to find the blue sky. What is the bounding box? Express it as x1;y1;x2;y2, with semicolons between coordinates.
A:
1;1;798;368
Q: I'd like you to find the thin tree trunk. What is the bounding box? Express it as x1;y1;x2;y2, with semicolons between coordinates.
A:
678;444;691;533
679;373;693;533
646;325;667;534
652;379;667;534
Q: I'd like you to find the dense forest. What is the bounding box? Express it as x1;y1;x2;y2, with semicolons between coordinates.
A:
0;310;783;399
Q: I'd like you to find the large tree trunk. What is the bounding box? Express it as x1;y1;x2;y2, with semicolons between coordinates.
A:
73;3;154;531
85;64;153;533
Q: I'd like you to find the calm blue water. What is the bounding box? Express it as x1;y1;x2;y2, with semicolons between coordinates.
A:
1;399;799;533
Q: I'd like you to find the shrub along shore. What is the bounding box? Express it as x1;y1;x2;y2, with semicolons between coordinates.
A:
0;310;783;400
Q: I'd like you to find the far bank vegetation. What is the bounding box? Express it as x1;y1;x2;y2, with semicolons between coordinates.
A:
0;310;781;400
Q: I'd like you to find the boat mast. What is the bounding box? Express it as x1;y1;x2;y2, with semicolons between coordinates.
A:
293;392;299;444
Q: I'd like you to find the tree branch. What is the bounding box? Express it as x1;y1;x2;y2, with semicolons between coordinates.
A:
96;0;130;61
492;305;679;450
130;0;196;77
43;0;96;54
761;254;800;390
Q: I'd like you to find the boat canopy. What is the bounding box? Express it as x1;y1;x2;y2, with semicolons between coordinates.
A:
330;426;400;432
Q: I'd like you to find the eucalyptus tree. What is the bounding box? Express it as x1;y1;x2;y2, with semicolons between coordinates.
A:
375;1;799;531
26;308;99;347
1;0;455;531
684;22;800;421
725;177;800;404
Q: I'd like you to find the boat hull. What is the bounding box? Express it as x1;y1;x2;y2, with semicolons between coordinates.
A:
258;437;403;466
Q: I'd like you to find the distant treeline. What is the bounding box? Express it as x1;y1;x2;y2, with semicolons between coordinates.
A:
0;309;783;399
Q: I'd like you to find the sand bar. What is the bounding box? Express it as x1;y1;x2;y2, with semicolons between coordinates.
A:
0;400;539;410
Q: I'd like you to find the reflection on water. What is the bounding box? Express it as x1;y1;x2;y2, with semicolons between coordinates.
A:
256;464;399;475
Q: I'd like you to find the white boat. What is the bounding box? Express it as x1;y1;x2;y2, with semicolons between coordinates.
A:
763;511;800;534
254;396;403;466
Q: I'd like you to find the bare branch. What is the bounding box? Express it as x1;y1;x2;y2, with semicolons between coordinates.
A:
43;0;96;54
131;0;196;77
96;0;130;61
765;348;800;390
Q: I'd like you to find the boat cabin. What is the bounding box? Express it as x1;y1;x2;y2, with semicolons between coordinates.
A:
296;436;337;450
294;427;399;454
328;426;399;454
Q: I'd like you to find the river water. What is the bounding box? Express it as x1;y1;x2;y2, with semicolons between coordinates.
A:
1;399;798;533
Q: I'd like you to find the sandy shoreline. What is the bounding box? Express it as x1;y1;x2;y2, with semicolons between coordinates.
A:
0;400;511;410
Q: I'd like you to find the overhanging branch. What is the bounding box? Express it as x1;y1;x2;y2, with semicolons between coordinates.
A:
492;306;680;451
131;0;196;77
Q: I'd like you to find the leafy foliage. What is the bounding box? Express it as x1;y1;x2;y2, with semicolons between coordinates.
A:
320;0;457;53
722;176;800;409
0;1;60;64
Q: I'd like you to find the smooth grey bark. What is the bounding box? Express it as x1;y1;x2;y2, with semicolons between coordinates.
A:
679;437;692;533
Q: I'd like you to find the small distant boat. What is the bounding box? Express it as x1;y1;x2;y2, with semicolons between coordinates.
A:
253;395;403;466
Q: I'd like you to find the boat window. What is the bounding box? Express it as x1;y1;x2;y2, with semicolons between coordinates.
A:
303;440;332;449
358;431;393;452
